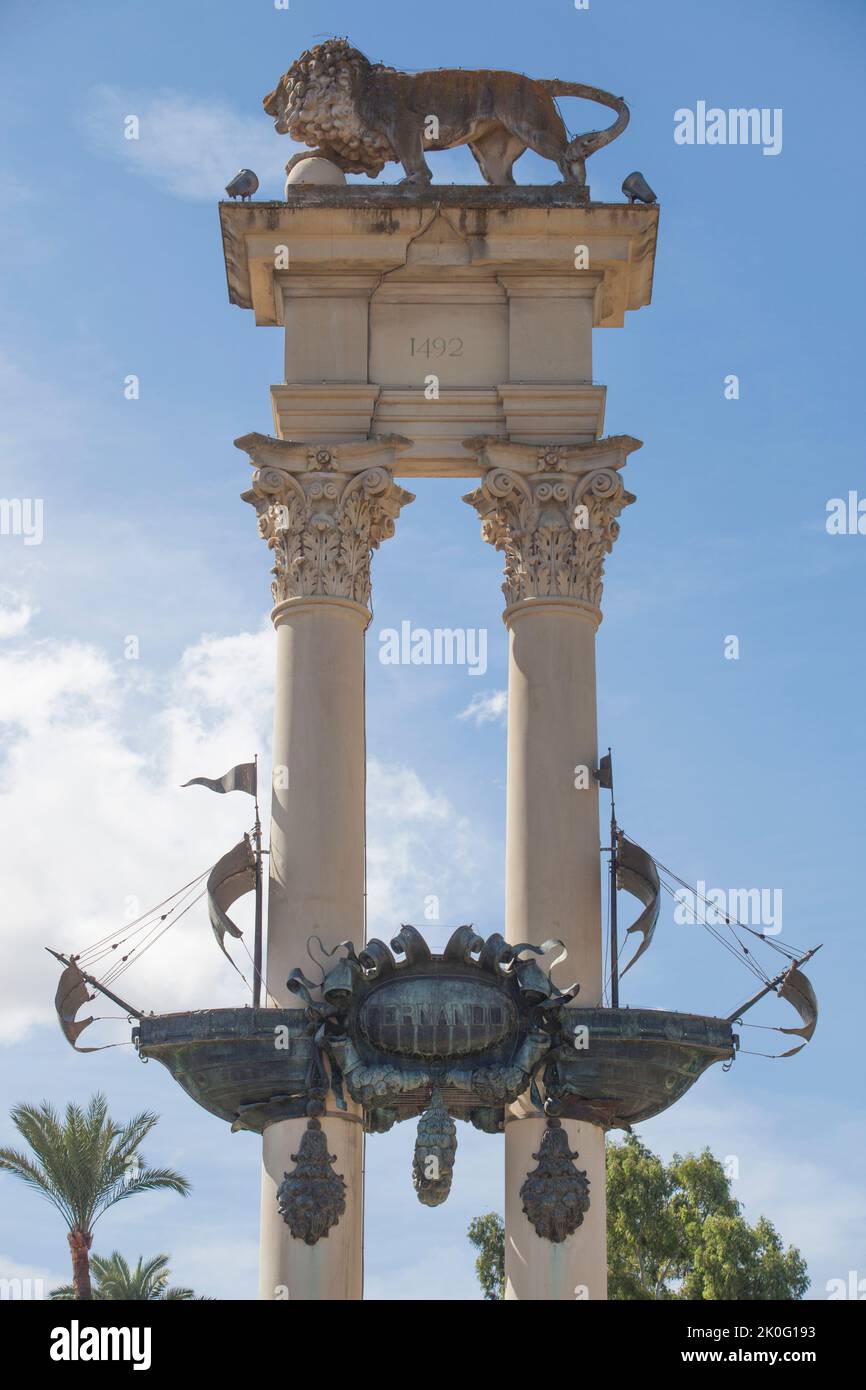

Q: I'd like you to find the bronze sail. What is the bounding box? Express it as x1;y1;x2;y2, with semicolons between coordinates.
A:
207;836;256;961
616;833;660;978
777;964;818;1057
54;957;99;1052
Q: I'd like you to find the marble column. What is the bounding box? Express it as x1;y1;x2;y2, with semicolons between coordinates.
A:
241;436;414;1300
464;435;639;1302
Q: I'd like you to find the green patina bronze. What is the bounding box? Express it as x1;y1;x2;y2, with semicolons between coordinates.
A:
134;927;735;1138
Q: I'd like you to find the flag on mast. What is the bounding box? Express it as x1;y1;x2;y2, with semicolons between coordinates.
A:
182;762;257;797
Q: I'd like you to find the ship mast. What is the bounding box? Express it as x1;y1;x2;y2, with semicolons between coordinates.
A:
608;750;619;1008
597;749;619;1007
725;944;822;1023
253;753;263;1009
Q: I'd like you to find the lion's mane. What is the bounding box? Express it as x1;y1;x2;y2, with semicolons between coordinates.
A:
264;39;393;177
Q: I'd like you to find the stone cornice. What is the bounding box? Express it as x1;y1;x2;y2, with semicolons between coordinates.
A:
219;197;658;327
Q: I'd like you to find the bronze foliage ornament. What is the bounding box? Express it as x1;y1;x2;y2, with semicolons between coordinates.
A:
519;1118;591;1243
276;1118;346;1245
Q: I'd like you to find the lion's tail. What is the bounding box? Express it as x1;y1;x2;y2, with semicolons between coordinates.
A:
540;80;630;153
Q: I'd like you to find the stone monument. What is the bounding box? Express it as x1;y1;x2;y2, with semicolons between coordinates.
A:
231;39;660;1302
50;36;820;1307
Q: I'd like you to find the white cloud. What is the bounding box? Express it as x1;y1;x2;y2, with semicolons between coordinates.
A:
457;689;508;727
365;761;482;933
0;626;276;1043
0;640;115;728
82;87;301;201
0;625;492;1044
0;592;36;639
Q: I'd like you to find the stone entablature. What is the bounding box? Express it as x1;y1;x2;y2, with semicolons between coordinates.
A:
221;192;657;473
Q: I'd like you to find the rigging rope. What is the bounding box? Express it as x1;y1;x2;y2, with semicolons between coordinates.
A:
655;877;770;985
99;889;207;987
239;937;280;1009
75;867;212;961
644;844;808;960
616;829;807;988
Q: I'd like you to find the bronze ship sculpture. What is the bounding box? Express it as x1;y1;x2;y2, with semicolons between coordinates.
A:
48;752;819;1245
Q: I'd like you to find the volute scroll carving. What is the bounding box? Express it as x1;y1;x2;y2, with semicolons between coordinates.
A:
244;463;414;607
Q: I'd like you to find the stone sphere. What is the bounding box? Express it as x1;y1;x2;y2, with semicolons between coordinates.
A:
285;158;347;190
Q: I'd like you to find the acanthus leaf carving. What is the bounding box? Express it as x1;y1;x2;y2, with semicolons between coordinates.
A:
463;464;634;611
245;464;414;606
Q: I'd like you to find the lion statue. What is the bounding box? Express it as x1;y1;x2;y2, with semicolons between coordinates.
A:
263;39;629;188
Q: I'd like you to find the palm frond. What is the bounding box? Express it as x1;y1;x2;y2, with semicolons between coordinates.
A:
94;1166;190;1223
0;1145;76;1225
85;1250;190;1300
2;1093;190;1243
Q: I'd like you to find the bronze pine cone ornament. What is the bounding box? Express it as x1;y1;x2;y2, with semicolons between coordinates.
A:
277;1118;347;1244
519;1119;591;1242
412;1089;458;1207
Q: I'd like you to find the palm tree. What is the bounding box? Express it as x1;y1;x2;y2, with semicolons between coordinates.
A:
50;1251;197;1301
0;1093;190;1299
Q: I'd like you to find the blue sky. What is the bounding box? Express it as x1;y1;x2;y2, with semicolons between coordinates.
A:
1;0;864;1300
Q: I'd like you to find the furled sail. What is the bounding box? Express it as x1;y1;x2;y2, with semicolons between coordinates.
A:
207;836;256;962
54;957;100;1052
777;964;818;1057
617;833;660;978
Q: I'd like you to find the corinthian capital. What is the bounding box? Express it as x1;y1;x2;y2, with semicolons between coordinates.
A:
461;435;641;614
237;434;414;607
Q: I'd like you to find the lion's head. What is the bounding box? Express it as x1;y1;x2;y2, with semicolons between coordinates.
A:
263;38;393;177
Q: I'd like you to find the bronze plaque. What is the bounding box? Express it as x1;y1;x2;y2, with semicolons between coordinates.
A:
358;976;517;1059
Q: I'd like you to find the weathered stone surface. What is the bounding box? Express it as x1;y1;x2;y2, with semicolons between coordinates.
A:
237;436;414;607
263;38;629;187
463;435;641;615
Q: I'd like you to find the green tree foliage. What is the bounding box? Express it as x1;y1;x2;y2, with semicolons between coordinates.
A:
50;1251;198;1301
469;1135;809;1301
468;1212;505;1300
0;1093;190;1299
